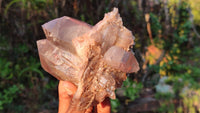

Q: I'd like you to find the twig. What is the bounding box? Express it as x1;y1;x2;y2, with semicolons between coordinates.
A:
192;24;200;38
145;13;154;44
138;0;143;11
163;0;170;35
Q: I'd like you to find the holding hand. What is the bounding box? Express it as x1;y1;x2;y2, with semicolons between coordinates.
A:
58;81;111;113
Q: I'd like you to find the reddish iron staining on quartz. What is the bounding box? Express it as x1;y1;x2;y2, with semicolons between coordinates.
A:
37;8;139;110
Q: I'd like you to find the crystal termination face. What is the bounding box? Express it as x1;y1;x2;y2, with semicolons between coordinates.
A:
37;8;139;110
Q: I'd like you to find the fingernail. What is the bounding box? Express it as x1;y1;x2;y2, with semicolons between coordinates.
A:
64;87;73;95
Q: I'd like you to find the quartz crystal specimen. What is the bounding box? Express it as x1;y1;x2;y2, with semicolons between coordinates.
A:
37;8;139;110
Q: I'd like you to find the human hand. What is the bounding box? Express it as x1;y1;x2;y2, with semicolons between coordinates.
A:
58;80;111;113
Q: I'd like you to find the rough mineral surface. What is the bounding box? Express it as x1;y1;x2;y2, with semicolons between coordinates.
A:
37;8;139;111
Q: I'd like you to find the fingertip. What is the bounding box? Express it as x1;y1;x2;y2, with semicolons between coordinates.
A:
85;107;93;113
59;81;77;96
97;98;111;113
58;80;77;113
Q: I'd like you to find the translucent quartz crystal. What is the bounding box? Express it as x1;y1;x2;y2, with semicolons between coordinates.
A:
37;8;139;110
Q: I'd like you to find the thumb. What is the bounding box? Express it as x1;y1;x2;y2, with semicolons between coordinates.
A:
58;81;77;113
97;98;111;113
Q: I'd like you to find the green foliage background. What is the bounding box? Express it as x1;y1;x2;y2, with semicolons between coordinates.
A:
0;0;200;113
